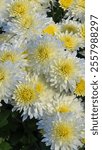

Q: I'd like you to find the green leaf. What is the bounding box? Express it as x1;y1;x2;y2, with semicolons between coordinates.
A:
0;141;12;150
0;110;10;128
0;138;4;144
0;119;8;128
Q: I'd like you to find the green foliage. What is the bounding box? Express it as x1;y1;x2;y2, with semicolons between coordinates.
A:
0;141;12;150
47;1;65;23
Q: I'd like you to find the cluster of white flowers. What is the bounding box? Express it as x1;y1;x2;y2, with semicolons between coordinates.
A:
0;0;85;149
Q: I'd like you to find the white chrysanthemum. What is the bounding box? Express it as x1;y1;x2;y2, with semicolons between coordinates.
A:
59;19;80;34
0;62;26;105
6;13;50;39
37;113;84;150
50;95;84;117
8;0;31;17
0;43;27;67
12;75;55;120
28;35;66;75
58;32;84;52
68;0;85;22
46;54;84;92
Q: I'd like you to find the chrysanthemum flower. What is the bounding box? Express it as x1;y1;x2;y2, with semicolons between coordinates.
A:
59;19;80;34
8;0;31;17
6;13;50;39
46;54;84;92
0;43;27;67
58;32;83;52
12;75;55;120
37;113;84;150
50;95;84;117
70;0;85;22
28;35;66;75
74;77;85;96
0;62;26;105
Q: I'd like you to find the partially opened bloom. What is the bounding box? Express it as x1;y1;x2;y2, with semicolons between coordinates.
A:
37;113;84;150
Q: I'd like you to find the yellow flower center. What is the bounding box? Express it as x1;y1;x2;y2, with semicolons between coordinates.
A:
10;1;29;17
56;104;70;113
59;0;74;10
61;35;78;51
58;59;75;79
43;24;58;36
75;78;85;96
14;84;37;105
53;122;74;141
20;15;34;29
35;45;55;63
62;24;78;34
35;81;45;94
0;51;19;63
